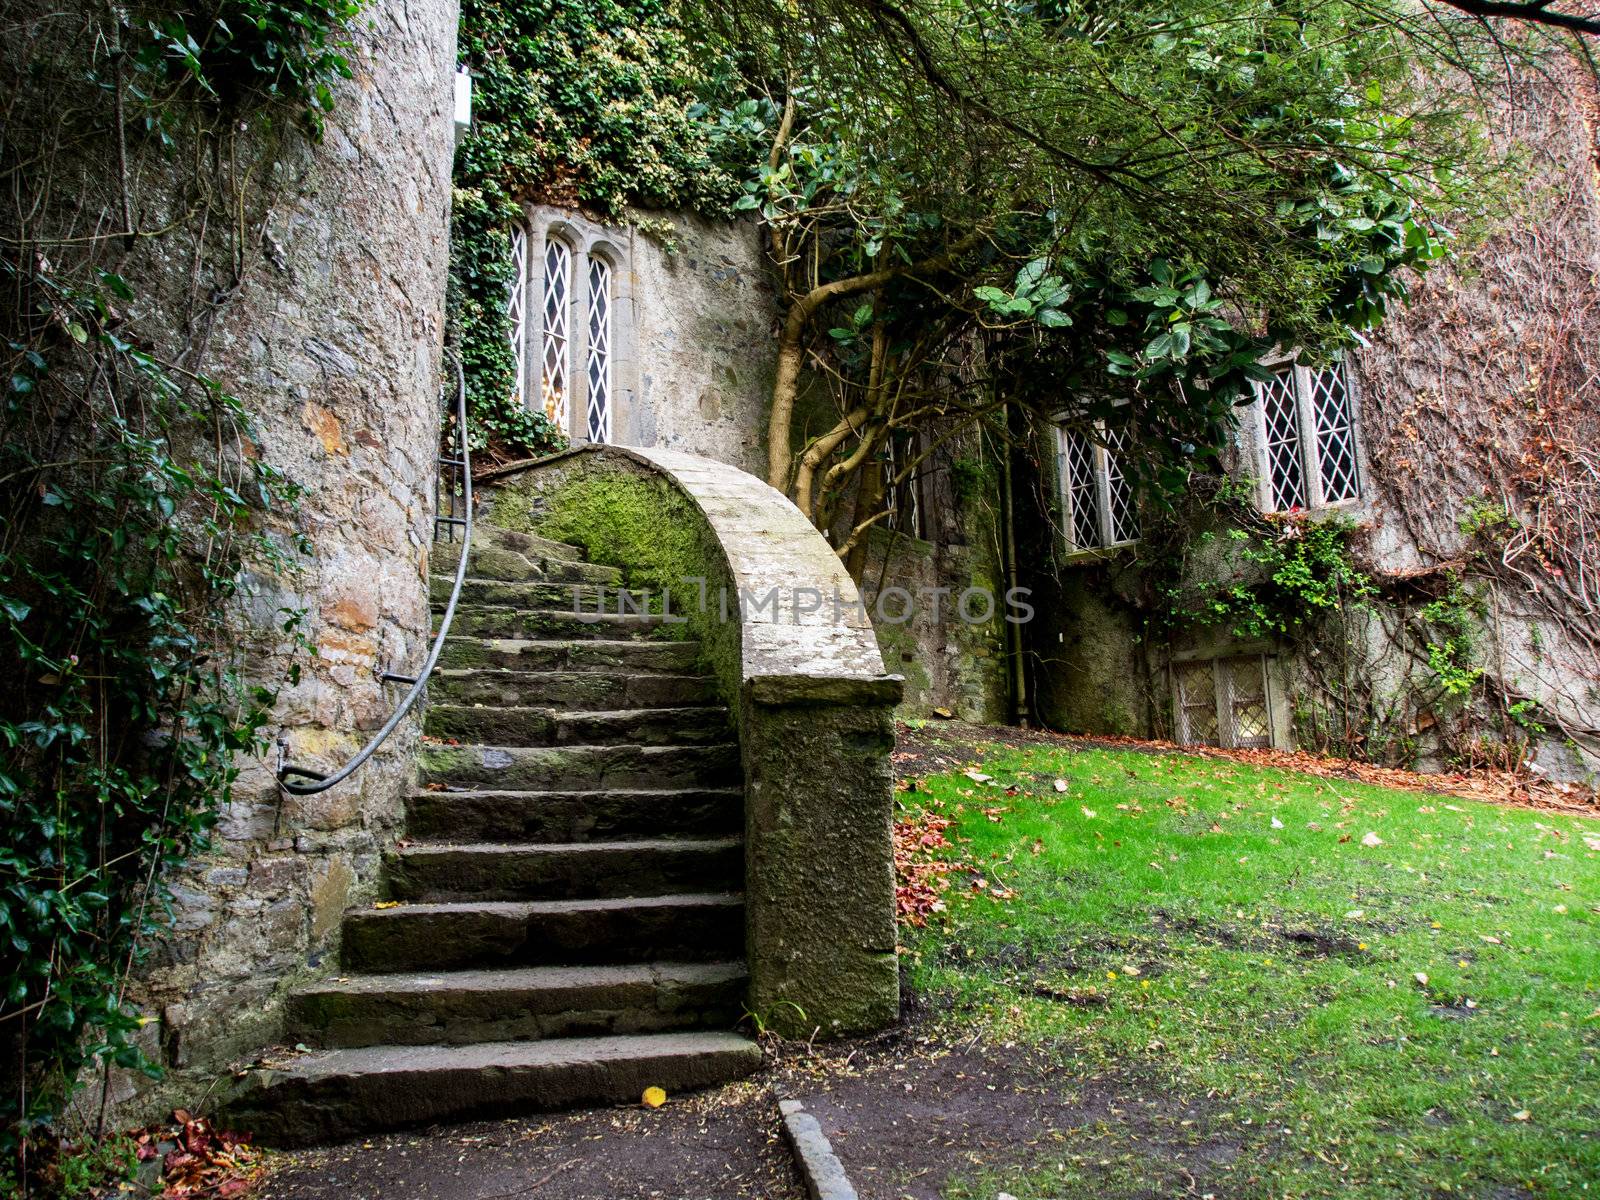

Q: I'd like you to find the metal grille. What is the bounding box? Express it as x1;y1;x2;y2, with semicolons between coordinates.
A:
507;225;529;407
1175;661;1219;745
1223;657;1271;748
884;435;923;539
1102;423;1139;544
1259;366;1306;511
1058;425;1100;549
1309;364;1359;503
585;257;612;443
540;238;571;429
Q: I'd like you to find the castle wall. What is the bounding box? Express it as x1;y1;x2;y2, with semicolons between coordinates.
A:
107;0;462;1117
1026;62;1600;784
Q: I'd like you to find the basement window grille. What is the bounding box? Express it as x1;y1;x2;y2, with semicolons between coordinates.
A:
1055;418;1139;553
884;434;925;540
1174;655;1275;749
1250;359;1360;512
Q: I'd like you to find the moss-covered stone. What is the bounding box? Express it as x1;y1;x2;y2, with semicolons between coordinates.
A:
486;459;743;719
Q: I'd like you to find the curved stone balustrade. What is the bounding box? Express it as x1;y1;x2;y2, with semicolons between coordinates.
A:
481;445;902;1036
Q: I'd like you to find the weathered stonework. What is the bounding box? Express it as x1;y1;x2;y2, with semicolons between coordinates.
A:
626;212;779;477
106;0;462;1119
1027;68;1600;784
484;446;902;1037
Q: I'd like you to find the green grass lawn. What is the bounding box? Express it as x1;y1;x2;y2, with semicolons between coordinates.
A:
902;741;1600;1198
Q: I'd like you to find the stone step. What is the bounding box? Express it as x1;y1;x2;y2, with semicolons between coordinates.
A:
219;1031;761;1146
445;606;674;642
431;575;610;609
438;637;702;674
447;524;586;562
423;704;730;747
287;962;748;1050
429;669;719;710
434;538;622;586
417;742;741;791
341;894;744;973
405;787;744;843
387;838;744;903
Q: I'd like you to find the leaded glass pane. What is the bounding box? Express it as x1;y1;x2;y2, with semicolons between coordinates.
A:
1175;661;1219;746
1058;426;1100;549
585;257;612;443
1309;364;1359;503
1102;424;1139;544
507;225;529;407
1224;657;1271;748
540;239;571;428
1259;367;1306;511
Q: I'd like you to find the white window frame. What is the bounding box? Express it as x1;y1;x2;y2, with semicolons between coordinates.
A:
1244;356;1364;513
508;209;633;445
1053;413;1139;556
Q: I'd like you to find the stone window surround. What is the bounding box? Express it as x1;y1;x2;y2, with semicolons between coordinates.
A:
1238;350;1368;515
1051;405;1140;560
512;205;638;445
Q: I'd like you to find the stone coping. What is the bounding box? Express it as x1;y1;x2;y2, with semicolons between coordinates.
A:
487;444;901;698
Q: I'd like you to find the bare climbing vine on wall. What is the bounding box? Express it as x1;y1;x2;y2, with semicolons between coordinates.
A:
0;0;361;1168
1355;60;1600;768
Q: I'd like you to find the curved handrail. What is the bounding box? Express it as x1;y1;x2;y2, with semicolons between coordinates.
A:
275;354;473;795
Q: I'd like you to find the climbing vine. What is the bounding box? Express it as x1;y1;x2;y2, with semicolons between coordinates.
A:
1;0;360;1175
1119;466;1544;771
450;0;754;463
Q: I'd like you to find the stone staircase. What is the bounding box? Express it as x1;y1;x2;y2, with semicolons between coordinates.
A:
228;523;760;1144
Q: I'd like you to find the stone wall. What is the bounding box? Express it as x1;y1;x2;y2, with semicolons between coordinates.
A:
110;0;461;1118
1025;64;1600;784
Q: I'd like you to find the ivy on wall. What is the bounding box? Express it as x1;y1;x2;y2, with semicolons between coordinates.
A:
1127;474;1530;770
1;0;359;1171
451;0;751;462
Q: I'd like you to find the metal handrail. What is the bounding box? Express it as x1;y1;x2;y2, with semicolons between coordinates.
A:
275;353;473;796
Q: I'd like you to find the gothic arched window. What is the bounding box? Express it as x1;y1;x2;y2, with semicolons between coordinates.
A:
507;212;625;444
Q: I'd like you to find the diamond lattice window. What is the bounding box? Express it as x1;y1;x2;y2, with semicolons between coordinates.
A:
884;434;925;540
1251;360;1361;511
539;238;571;429
506;217;623;444
1173;655;1277;749
1055;418;1139;552
506;225;529;409
585;257;612;443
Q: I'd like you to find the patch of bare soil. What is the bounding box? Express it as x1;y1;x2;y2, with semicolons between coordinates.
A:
256;1077;800;1200
770;1031;1255;1200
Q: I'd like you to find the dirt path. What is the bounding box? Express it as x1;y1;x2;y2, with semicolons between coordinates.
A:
257;1078;801;1200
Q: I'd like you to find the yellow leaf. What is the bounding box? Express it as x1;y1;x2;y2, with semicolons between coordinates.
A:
373;901;401;910
642;1086;667;1108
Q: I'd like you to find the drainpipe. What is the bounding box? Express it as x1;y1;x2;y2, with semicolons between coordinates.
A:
998;404;1029;727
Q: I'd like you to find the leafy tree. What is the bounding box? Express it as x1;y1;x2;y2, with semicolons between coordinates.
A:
696;0;1506;572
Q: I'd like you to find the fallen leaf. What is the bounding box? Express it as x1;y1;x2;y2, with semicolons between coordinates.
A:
1362;832;1384;847
642;1086;667;1108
